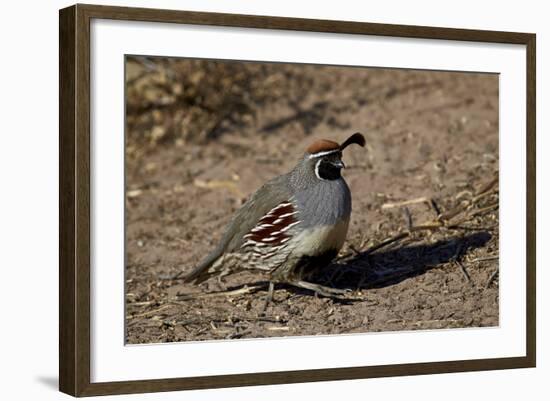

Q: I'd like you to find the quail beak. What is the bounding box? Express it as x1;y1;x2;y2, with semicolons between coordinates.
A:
333;159;346;169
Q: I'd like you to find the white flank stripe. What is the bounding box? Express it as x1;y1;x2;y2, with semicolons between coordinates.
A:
273;202;292;209
264;202;292;215
273;213;296;224
251;223;273;233
240;240;256;248
280;221;300;232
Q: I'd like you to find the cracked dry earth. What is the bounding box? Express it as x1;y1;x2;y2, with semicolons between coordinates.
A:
125;58;499;343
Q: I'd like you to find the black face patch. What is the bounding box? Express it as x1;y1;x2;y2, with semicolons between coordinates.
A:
316;153;343;180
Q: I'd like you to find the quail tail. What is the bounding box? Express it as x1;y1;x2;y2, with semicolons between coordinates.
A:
182;245;224;284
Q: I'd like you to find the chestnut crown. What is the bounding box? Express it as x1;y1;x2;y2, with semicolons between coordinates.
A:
306;132;366;157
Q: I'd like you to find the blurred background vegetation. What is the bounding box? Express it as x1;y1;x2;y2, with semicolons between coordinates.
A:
126;56;327;156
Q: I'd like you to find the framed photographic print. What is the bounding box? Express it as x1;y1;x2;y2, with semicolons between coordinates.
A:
59;4;536;397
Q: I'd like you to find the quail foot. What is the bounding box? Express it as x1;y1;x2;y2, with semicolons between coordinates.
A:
184;132;366;303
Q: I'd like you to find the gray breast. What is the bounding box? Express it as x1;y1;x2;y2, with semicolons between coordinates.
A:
294;178;351;228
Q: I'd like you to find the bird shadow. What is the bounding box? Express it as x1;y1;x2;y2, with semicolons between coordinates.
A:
311;231;492;291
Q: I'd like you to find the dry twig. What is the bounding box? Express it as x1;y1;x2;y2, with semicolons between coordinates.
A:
176;283;268;300
486;268;499;289
455;260;472;283
470;255;499;263
361;174;499;257
381;197;428;209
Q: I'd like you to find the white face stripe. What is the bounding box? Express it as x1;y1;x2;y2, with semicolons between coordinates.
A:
314;159;327;181
308;149;340;159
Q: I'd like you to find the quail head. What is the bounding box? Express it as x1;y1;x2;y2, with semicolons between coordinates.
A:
184;132;366;299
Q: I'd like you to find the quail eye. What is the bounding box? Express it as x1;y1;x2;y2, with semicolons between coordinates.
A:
315;158;343;181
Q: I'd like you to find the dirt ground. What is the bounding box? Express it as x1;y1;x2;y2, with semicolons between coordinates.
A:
124;57;499;344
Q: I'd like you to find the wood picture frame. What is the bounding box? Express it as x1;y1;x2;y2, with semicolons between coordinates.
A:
59;3;536;397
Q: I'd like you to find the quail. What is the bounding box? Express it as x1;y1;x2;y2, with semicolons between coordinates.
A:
184;132;366;300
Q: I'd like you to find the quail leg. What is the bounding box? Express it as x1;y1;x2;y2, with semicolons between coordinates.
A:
261;281;276;313
289;280;350;299
216;270;230;288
